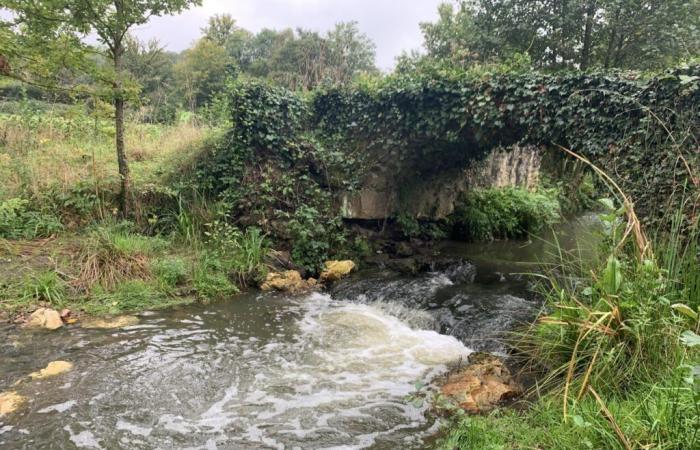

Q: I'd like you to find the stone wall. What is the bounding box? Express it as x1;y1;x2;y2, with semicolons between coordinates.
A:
341;145;542;220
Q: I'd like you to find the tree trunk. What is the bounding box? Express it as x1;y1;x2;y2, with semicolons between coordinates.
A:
113;42;130;218
581;1;596;70
604;7;621;69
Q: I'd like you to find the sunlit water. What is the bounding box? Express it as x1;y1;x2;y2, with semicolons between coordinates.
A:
0;214;601;449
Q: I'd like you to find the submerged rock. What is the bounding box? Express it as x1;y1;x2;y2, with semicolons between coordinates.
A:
260;270;317;293
82;315;139;329
439;352;522;413
0;391;26;416
320;260;356;282
29;361;73;380
26;308;63;330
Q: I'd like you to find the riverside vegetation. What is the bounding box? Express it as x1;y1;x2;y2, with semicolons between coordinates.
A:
2;68;698;449
1;1;700;449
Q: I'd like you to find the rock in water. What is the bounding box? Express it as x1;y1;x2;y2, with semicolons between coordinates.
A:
320;260;356;282
0;391;26;416
439;352;522;413
260;270;316;293
81;315;139;329
29;361;73;380
26;308;63;330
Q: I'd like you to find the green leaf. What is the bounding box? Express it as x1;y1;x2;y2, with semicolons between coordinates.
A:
672;304;699;320
680;330;700;348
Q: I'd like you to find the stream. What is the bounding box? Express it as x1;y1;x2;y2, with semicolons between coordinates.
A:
0;215;600;449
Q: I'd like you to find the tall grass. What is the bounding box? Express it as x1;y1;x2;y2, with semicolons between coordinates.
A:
439;193;700;449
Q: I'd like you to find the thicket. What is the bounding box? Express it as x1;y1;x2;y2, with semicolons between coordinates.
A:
189;81;358;272
312;64;700;230
451;187;561;241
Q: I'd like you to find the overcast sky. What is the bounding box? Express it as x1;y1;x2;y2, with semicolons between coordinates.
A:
130;0;446;70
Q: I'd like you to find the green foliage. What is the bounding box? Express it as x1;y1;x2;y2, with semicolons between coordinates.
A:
191;250;239;300
439;199;700;449
312;65;699;230
204;221;268;286
91;280;166;314
419;0;700;71
286;205;346;273
0;198;63;240
174;37;234;109
395;213;449;241
451;187;561;241
22;270;67;307
151;257;188;289
191;80;354;272
395;213;421;239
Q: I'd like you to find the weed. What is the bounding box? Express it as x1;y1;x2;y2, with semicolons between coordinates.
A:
74;225;165;290
192;250;239;300
0;198;63;239
90;280;169;315
151;257;188;289
22;270;67;306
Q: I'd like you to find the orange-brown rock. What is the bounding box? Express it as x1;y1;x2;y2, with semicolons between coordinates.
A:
439;352;522;413
319;260;356;282
259;270;317;293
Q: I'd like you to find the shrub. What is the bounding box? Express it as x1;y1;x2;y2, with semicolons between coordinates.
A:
287;206;346;273
204;221;268;286
0;198;63;240
450;187;561;241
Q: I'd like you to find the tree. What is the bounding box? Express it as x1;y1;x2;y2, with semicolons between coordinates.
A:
419;0;700;71
174;38;233;109
122;35;178;122
201;13;252;69
326;22;377;83
2;0;202;216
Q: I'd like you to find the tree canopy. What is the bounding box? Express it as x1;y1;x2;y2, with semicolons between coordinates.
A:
416;0;700;71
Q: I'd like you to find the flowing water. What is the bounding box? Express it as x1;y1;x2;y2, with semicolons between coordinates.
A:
0;215;601;449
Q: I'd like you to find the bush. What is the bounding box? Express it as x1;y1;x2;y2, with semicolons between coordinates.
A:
450;187;561;241
0;198;63;240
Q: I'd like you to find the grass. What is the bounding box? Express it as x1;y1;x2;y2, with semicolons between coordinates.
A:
0;107;270;320
0;111;210;201
437;197;700;449
0;220;269;319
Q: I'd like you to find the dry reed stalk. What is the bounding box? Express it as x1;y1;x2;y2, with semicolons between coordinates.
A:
556;145;653;260
588;385;633;450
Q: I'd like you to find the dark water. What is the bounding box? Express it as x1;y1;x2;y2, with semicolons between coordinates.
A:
0;215;600;449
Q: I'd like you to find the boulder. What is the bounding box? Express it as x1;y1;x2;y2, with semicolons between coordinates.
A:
26;308;63;330
439;352;522;414
29;360;73;380
260;270;316;293
319;260;356;282
0;391;25;416
81;315;139;329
